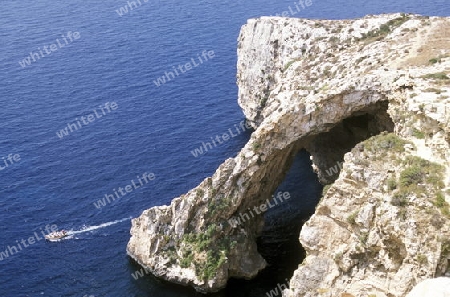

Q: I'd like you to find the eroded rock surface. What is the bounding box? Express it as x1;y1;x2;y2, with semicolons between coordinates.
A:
128;13;450;296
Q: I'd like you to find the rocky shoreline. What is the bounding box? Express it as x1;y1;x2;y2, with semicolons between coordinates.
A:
128;13;450;296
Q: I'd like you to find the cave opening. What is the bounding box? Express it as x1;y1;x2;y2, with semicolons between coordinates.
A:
225;100;394;296
256;149;322;282
306;100;395;184
224;150;321;297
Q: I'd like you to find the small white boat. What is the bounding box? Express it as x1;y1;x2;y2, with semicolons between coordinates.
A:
45;230;68;241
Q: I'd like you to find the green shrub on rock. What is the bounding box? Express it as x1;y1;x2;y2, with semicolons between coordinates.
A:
181;223;235;281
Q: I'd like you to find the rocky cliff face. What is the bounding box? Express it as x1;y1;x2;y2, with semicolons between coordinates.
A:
127;13;450;296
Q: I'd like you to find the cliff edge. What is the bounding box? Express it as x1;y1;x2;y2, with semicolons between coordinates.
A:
127;13;450;296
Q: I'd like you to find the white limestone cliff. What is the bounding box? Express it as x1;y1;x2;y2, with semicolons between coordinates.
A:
128;14;450;296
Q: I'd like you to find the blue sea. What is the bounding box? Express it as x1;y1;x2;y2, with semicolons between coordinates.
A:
0;1;448;296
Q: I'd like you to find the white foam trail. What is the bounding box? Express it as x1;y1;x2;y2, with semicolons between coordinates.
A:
67;217;131;235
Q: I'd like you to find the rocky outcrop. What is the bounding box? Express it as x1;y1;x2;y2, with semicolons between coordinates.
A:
128;13;450;296
286;131;450;296
406;277;450;297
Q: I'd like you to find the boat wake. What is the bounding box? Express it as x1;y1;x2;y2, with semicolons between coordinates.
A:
62;217;132;239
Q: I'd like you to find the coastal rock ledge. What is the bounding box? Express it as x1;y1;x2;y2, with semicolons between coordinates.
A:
127;14;450;296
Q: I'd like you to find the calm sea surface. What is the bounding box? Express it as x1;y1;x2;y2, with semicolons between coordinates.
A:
0;1;448;296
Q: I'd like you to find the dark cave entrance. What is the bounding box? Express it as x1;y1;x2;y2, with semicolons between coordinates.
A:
225;100;394;297
256;150;322;283
224;150;321;297
306;100;395;184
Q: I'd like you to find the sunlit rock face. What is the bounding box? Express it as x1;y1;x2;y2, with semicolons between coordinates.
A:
406;277;450;297
128;13;450;295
